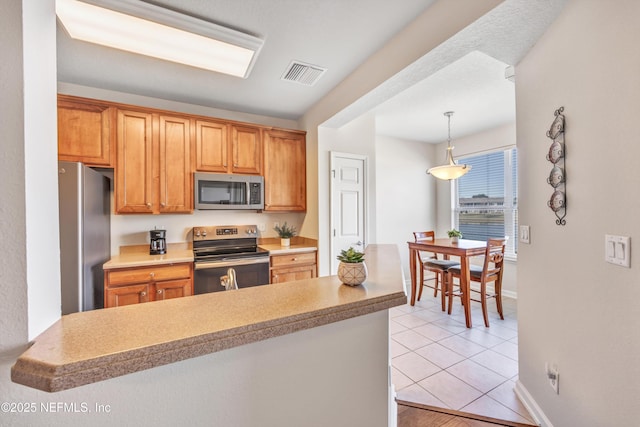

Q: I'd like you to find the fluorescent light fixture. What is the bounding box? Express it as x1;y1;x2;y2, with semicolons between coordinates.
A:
56;0;264;78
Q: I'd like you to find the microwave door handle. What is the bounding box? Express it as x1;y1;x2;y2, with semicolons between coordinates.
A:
246;182;251;205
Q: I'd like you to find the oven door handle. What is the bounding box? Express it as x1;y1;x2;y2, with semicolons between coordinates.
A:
195;257;269;270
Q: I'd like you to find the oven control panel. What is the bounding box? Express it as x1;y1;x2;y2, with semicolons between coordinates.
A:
193;225;258;241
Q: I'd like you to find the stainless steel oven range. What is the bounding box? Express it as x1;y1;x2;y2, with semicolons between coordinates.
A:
193;225;270;294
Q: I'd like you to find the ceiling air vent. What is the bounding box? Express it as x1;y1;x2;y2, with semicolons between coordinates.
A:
281;61;327;86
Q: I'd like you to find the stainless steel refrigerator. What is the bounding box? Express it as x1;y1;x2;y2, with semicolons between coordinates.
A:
58;161;111;314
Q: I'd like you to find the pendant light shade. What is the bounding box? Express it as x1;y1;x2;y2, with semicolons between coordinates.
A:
427;112;471;180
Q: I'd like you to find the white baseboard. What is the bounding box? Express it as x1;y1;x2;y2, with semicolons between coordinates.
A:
515;380;552;427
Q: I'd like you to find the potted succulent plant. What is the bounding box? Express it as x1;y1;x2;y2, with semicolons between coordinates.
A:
447;229;463;244
273;222;297;247
337;247;367;286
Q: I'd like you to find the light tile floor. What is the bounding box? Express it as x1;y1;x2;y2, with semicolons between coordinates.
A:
390;292;535;425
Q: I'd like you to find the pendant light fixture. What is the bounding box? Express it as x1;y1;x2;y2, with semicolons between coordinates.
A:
427;111;471;180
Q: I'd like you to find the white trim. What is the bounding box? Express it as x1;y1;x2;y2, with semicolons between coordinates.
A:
515;380;551;427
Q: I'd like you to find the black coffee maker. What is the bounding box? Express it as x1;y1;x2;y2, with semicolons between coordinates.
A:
149;229;167;255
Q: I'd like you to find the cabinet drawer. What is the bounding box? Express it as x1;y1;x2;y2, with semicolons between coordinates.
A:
107;264;192;286
270;251;316;268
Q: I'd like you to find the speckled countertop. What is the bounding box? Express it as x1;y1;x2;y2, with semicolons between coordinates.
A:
103;240;318;269
103;243;194;269
11;244;406;393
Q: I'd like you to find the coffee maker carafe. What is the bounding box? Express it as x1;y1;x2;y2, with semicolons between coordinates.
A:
150;229;166;255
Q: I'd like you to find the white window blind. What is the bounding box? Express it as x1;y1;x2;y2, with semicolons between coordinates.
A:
454;148;518;257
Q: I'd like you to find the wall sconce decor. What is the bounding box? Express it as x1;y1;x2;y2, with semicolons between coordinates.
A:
546;106;566;225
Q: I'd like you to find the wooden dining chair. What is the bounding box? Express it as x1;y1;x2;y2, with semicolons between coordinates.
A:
447;238;506;327
413;231;460;311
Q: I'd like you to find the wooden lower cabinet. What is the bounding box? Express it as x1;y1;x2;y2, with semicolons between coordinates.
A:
104;263;193;308
270;250;317;284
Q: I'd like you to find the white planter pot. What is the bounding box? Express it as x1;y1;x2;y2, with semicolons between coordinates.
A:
280;238;290;247
451;236;459;244
337;261;368;286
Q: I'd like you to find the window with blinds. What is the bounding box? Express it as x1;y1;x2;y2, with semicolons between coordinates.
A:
454;148;518;257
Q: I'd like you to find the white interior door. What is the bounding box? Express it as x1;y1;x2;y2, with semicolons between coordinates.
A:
330;152;367;274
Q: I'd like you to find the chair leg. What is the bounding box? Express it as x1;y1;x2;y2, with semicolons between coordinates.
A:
440;272;446;311
447;274;454;315
495;280;504;320
417;268;424;301
433;272;439;297
480;282;490;327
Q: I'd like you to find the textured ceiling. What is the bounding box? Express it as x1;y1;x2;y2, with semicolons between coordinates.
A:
57;0;435;119
56;0;567;143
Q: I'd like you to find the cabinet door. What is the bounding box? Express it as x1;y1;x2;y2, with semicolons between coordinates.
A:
271;265;316;284
263;130;306;211
115;109;154;213
159;115;192;213
106;284;150;307
195;119;228;172
155;278;193;300
231;125;261;174
57;96;114;167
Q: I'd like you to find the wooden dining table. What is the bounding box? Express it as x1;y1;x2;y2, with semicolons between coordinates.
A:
408;238;487;328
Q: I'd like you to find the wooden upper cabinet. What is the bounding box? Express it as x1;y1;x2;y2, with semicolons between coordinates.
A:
158;115;191;213
263;130;306;212
195;119;228;172
115;109;154;214
231;125;261;174
195;120;262;175
116;110;192;214
57;95;114;167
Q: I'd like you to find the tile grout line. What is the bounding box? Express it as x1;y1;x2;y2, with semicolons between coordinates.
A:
390;296;535;424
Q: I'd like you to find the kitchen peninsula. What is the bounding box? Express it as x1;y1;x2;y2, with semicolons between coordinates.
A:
10;245;405;427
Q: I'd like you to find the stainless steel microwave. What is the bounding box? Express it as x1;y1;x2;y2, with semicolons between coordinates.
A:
194;172;264;210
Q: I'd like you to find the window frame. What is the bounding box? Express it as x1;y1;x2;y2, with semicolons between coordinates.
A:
451;146;518;259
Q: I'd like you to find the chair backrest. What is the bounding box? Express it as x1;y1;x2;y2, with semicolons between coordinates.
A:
481;238;507;280
413;231;435;243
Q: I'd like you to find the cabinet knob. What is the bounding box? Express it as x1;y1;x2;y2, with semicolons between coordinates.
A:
160;202;166;207
157;289;163;294
146;203;152;208
292;257;298;261
150;272;155;278
140;291;147;297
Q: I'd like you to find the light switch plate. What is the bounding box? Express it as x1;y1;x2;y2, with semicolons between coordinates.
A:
605;235;630;268
519;225;530;244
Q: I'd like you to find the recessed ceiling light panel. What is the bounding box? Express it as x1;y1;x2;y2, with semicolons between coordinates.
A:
56;0;264;78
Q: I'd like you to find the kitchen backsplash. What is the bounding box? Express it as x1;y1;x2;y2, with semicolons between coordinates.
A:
110;203;305;255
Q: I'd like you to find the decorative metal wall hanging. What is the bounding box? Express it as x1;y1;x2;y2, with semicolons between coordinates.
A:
545;107;566;225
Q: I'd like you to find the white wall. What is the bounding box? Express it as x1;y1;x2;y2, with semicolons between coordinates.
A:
301;0;504;278
1;310;391;427
375;135;437;281
0;0;60;343
317;114;378;275
515;1;640;425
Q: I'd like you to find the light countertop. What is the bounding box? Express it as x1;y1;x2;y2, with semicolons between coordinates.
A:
103;240;318;269
11;244;406;392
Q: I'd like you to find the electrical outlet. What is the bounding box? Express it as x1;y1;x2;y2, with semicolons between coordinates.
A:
545;363;559;394
258;223;266;232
